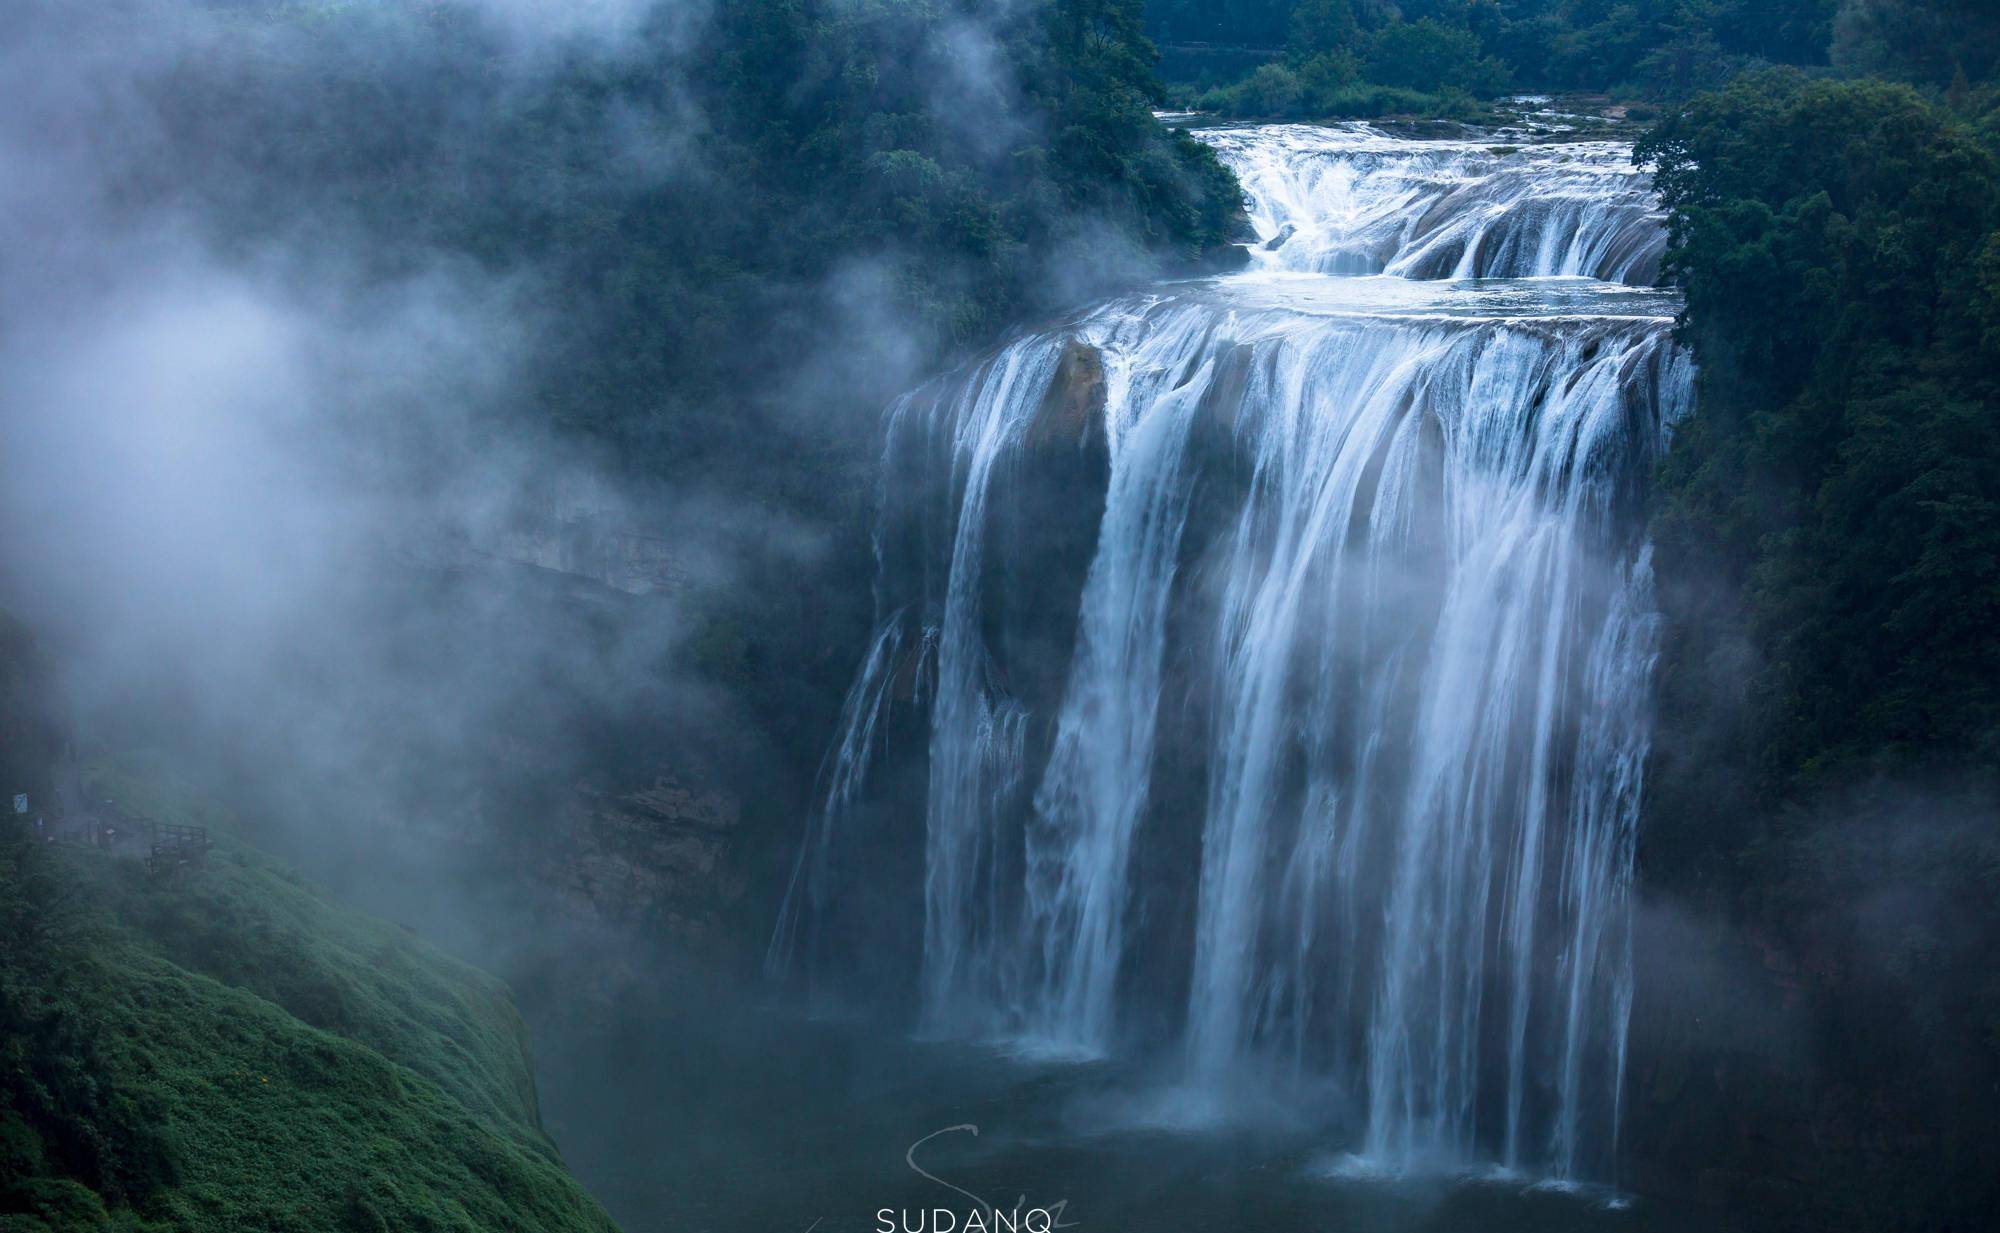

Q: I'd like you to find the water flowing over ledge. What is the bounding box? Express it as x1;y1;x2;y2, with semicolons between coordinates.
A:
1205;123;1668;284
773;124;1692;1186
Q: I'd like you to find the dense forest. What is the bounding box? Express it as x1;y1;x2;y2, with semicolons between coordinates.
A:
1642;72;2000;882
138;0;1241;493
1153;0;2000;116
1634;66;2000;1225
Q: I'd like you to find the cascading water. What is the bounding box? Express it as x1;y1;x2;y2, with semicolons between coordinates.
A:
1205;124;1667;283
773;123;1691;1183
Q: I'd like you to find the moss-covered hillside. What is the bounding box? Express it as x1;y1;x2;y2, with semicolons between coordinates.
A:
0;811;619;1233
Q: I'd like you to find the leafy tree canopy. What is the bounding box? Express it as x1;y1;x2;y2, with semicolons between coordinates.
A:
1640;70;2000;792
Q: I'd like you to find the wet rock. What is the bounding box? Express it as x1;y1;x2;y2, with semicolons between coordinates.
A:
1024;338;1108;453
987;338;1111;723
550;774;745;941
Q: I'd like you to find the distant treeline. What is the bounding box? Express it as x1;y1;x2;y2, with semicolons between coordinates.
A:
1156;0;2000;117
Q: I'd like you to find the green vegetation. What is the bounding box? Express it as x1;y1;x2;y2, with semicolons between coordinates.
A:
145;0;1243;499
0;816;617;1231
1633;64;2000;1226
1153;1;2000;120
115;0;1250;825
1182;5;1511;119
1641;70;2000;808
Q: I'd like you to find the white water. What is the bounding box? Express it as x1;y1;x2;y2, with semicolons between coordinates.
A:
775;123;1690;1183
1206;123;1666;283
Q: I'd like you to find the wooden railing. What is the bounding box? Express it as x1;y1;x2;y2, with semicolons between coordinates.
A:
42;796;216;875
146;821;213;876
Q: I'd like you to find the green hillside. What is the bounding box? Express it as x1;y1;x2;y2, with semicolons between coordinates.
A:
0;814;618;1233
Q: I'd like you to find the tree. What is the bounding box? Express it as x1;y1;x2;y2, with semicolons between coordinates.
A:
1289;0;1364;56
1364;18;1509;94
1640;68;2000;802
1831;0;2000;84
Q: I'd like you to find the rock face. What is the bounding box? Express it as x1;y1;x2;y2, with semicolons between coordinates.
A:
387;484;759;950
1024;338;1108;453
550;775;746;943
992;337;1113;714
1621;902;1815;1220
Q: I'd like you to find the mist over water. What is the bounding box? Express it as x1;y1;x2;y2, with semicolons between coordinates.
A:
775;124;1692;1191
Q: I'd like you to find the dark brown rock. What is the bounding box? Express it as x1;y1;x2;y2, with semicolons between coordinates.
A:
1025;338;1108;454
550;774;745;942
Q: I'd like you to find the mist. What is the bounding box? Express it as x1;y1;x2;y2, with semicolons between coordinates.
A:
0;0;1210;1079
0;0;998;953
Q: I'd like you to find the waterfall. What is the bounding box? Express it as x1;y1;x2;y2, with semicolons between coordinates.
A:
1204;123;1668;283
775;123;1691;1182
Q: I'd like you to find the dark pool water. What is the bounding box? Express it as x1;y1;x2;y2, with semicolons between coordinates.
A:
535;999;1738;1233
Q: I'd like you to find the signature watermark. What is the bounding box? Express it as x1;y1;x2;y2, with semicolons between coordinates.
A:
865;1123;1078;1233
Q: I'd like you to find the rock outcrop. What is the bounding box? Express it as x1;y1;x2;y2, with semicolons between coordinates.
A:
550;774;746;943
1024;338;1108;454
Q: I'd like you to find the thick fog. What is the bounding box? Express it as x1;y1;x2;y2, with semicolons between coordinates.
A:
0;0;1174;990
1;1;746;951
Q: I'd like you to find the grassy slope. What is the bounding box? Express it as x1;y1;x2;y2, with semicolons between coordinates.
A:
0;799;618;1233
75;756;553;1155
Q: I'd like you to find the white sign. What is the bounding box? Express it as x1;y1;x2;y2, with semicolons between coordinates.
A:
11;794;25;814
